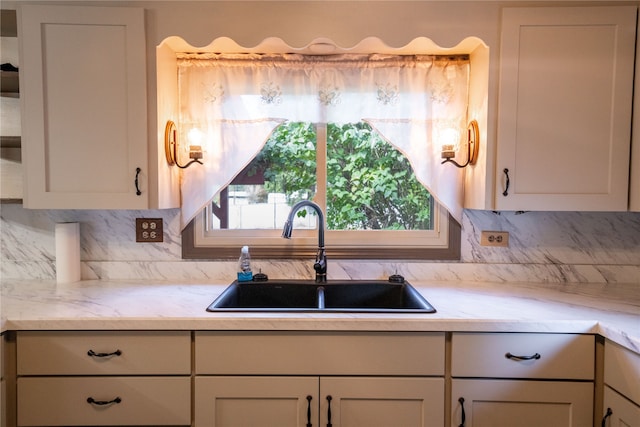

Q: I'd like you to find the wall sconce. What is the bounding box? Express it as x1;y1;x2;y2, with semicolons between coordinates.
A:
164;120;203;169
441;120;480;168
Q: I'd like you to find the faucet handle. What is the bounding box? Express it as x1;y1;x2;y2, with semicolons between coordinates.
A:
282;220;293;238
388;274;405;283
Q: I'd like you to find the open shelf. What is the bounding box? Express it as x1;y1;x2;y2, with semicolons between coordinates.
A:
1;9;22;202
1;70;19;95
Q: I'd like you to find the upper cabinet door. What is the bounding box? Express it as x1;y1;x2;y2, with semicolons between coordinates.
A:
630;19;640;212
496;6;636;211
19;5;148;209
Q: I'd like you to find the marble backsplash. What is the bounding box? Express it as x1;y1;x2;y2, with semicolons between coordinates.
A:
1;204;639;284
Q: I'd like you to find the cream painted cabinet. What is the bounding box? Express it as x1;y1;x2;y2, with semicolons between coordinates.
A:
320;376;443;427
16;331;191;426
196;376;318;427
603;387;640;427
451;380;593;427
196;376;444;427
496;6;636;211
1;333;4;427
194;331;445;427
451;333;595;427
18;5;149;209
602;340;640;426
631;19;640;212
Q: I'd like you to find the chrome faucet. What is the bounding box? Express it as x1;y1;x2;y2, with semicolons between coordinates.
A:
282;200;327;283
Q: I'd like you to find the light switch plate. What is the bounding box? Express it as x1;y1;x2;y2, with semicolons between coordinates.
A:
136;218;163;243
480;231;509;247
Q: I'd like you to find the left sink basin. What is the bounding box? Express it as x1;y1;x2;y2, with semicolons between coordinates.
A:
207;282;320;311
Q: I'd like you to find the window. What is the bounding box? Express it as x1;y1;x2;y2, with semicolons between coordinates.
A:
178;52;467;260
213;121;435;231
183;120;460;259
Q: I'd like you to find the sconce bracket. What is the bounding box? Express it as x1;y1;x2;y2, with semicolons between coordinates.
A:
164;120;203;169
441;119;480;168
164;120;177;166
468;119;479;165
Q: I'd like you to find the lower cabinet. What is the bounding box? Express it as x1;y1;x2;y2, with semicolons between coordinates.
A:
7;329;613;427
602;339;640;427
603;386;640;427
194;331;446;427
15;331;191;426
195;376;444;427
451;379;593;427
451;332;595;427
1;333;4;427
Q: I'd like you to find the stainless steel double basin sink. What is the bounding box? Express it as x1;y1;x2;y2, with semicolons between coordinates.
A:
207;279;436;313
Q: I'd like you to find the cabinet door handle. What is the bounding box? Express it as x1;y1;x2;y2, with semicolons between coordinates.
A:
326;395;333;427
306;395;313;427
87;349;122;358
505;352;541;361
601;407;613;427
87;396;121;406
502;168;510;196
135;167;142;196
458;397;466;427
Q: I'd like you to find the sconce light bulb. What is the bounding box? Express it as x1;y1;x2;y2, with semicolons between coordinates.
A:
188;128;204;146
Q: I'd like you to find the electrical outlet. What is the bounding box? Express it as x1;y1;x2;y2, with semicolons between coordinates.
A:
480;231;509;247
136;218;163;243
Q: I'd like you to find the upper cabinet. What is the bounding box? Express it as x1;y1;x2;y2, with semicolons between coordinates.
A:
495;6;637;212
19;5;150;209
630;20;640;212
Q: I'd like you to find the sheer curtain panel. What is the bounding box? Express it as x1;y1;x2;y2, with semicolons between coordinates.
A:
177;53;470;229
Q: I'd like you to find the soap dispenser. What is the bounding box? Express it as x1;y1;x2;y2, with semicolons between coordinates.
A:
237;245;253;282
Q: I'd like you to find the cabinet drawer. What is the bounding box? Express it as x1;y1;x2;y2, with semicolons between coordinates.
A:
17;376;190;426
605;340;640;404
196;331;444;376
451;333;594;379
17;331;191;375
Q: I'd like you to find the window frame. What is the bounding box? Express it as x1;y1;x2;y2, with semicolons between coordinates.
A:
181;209;460;260
181;123;460;261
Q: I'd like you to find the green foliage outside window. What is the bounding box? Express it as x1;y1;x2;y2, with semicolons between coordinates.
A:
250;121;433;231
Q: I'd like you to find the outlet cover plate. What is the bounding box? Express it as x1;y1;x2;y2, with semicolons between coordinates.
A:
480;231;509;247
136;218;163;243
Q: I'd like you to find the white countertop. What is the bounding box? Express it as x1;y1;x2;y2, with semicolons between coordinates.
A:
2;279;639;353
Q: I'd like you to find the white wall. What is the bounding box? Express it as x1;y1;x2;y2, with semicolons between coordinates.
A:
2;1;638;284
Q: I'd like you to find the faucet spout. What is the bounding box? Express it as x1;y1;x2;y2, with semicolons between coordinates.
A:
282;200;327;283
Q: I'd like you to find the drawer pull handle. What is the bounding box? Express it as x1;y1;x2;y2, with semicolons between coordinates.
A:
326;395;333;427
306;395;313;427
505;352;541;361
502;168;510;196
87;396;122;406
87;349;122;358
135;167;142;196
458;397;466;427
601;407;613;427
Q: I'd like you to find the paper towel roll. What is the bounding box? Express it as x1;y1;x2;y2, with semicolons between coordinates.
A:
55;222;81;284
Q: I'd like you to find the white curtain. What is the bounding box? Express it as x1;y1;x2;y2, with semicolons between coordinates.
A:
177;53;469;229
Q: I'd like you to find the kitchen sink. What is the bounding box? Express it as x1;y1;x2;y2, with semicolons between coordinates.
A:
206;279;436;313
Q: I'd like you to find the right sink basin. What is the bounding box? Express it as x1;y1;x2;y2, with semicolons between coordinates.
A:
207;279;436;313
321;281;435;312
